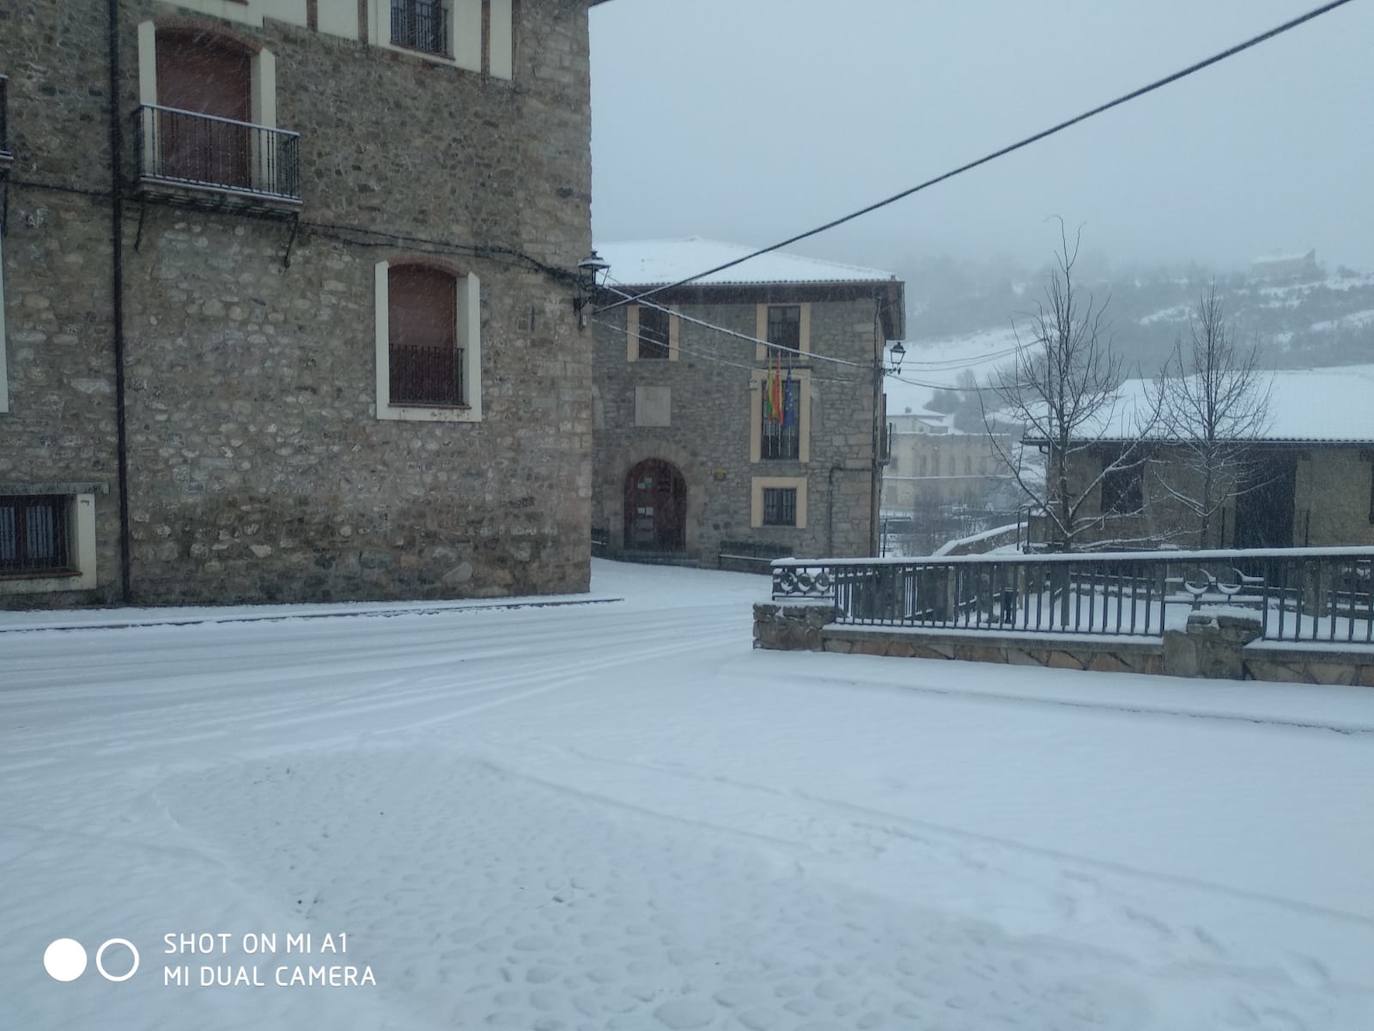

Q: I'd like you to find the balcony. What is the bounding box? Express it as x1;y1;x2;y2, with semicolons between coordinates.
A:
391;0;450;57
0;75;12;170
133;104;300;208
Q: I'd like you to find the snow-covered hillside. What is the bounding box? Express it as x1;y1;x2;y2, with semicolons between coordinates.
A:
3;560;1372;1030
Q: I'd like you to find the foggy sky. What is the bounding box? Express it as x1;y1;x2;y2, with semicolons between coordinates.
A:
589;0;1373;274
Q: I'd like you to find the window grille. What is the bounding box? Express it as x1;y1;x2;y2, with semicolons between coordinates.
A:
0;495;71;576
766;305;801;357
762;487;797;527
761;379;800;460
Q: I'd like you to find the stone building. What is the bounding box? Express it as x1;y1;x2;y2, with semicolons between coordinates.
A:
882;407;1014;512
591;238;905;567
1039;365;1374;550
0;0;604;608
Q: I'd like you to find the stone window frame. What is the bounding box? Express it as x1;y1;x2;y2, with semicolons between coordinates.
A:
0;488;99;596
625;305;680;362
751;476;808;530
374;258;483;423
754;302;811;361
749;368;811;464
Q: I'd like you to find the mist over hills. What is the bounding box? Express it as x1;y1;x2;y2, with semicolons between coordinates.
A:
892;251;1374;377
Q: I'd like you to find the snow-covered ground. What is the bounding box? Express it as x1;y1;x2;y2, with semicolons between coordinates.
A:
3;560;1373;1030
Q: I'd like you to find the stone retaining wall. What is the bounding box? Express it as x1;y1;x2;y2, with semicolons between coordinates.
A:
754;602;1374;685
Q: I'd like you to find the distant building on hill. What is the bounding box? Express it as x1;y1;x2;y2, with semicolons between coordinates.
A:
1250;250;1320;283
883;408;1013;512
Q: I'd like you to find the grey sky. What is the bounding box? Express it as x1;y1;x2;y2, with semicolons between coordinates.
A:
589;0;1373;274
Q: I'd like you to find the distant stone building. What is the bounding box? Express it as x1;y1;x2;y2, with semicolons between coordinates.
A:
0;0;604;608
591;239;905;566
882;408;1013;512
1249;249;1320;283
1039;366;1374;550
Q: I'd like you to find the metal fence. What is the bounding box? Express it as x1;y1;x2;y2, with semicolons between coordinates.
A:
134;104;301;202
391;0;450;56
772;547;1374;645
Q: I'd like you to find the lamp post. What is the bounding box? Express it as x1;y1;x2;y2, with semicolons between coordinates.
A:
870;339;907;556
574;250;610;330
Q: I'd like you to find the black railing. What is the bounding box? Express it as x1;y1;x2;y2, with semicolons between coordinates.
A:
392;0;450;56
0;495;72;577
390;344;465;407
772;547;1374;645
134;104;301;203
0;75;11;161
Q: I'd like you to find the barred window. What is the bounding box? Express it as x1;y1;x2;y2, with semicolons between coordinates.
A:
766;305;801;358
0;495;71;576
391;0;450;57
638;306;671;360
762;487;797;527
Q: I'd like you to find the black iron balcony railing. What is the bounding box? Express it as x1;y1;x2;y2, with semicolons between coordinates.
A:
390;344;465;407
772;547;1374;644
392;0;450;56
134;104;300;203
0;75;12;162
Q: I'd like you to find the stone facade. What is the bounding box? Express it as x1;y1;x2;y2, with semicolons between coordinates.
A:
1057;443;1374;550
0;0;597;607
592;278;904;567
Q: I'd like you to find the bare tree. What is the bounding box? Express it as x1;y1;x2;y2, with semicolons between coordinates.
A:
1150;284;1272;548
981;221;1158;552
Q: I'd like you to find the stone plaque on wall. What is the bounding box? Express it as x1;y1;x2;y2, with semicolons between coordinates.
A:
634;386;671;427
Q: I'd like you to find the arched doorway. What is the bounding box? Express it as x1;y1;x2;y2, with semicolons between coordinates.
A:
624;460;687;552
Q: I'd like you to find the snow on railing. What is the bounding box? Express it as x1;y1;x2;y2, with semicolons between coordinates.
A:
771;547;1374;644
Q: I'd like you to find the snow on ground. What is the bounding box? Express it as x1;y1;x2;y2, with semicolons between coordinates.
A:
3;559;1373;1030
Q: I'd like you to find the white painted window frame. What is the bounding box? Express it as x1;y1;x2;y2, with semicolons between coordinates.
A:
0;492;99;596
370;0;511;78
625;305;680;362
374;260;483;423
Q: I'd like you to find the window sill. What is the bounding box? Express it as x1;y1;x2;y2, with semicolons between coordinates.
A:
0;568;95;596
375;39;479;74
0;568;81;582
377;403;481;424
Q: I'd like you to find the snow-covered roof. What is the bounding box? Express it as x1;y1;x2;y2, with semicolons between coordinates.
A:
1049;364;1374;445
596;237;899;288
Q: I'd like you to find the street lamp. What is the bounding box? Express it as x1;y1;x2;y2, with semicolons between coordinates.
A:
886;340;906;375
574;250;610;329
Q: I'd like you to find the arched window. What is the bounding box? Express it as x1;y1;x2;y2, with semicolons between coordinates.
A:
374;260;482;422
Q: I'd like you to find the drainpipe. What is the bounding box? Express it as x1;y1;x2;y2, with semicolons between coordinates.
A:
107;0;132;603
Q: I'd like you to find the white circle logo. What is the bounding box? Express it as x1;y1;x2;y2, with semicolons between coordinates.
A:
95;938;141;982
43;938;88;982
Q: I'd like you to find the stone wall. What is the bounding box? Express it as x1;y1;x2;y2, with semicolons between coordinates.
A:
1061;444;1374;549
754;601;1374;686
0;0;595;607
592;286;888;566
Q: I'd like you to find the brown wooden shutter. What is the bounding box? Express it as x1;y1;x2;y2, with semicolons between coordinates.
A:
388;266;460;406
155;32;252;187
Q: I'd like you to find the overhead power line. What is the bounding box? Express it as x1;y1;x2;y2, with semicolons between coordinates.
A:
597;0;1356;314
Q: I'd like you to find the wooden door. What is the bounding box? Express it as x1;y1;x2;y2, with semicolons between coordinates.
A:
624;460;686;552
156;32;252;188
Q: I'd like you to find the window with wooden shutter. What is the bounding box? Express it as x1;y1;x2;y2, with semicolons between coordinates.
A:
154;30;253;189
388;265;462;407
